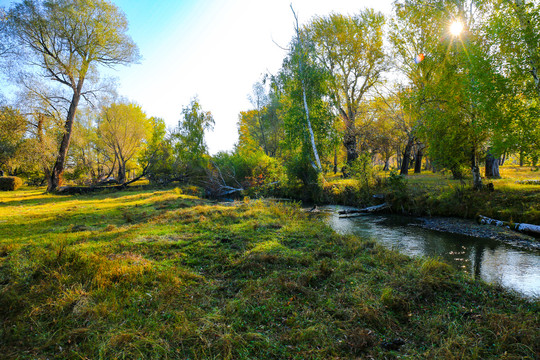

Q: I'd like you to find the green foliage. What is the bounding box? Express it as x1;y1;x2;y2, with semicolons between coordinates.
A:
307;11;387;164
349;153;375;189
141;118;179;184
0;176;22;191
0;106;26;175
212;150;286;197
320;179;363;205
285;151;319;187
3;0;140;191
174;97;214;175
97;102;151;183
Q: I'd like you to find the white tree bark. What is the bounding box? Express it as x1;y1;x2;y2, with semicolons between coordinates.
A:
291;5;322;172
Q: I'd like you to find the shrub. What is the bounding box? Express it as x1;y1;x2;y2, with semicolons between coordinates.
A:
212;150;286;197
384;170;409;207
0;176;23;191
320;179;362;205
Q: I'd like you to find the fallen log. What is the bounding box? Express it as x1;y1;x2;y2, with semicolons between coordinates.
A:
477;215;540;236
339;203;390;218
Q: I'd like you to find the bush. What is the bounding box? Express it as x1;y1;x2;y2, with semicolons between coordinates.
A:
320;179;362;205
0;176;23;191
212;151;286;197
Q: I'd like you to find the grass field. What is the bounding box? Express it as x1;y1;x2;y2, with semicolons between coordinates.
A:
0;187;538;359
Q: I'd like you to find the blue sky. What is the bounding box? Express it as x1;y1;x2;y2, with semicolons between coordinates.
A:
1;0;393;153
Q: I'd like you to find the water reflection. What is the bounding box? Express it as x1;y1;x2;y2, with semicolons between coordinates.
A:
323;205;540;299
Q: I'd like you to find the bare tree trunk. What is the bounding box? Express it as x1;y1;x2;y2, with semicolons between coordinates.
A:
396;145;402;170
344;129;358;164
47;91;82;192
333;149;338;174
414;145;423;174
301;85;322;171
485;150;501;179
499;152;506;166
117;162;126;184
257;108;268;156
471;149;483;190
291;5;322;172
400;136;414;175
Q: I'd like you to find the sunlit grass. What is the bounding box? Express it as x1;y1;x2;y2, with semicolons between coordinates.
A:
0;187;538;359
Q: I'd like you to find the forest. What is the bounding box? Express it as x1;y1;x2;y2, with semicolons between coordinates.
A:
0;0;539;359
0;0;539;196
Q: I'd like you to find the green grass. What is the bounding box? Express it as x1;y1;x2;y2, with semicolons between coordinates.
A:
392;167;540;223
0;187;538;359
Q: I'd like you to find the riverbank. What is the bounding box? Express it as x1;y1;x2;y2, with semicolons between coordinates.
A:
314;168;540;234
1;188;538;359
416;216;540;251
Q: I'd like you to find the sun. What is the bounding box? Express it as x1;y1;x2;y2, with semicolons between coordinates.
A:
449;21;464;36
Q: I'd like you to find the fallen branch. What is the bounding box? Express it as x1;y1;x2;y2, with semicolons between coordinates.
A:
339;203;390;218
477;215;540;236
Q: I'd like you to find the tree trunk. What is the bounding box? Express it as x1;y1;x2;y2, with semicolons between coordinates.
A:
414;146;423;174
519;149;524;166
400;136;414;175
383;157;390;171
301;82;322;171
499;152;506;166
257;110;268;156
471;150;482;190
485;150;501;179
291;5;322;173
344;129;358;165
478;215;540;236
47;91;82;192
333;149;338;174
117;162;126;184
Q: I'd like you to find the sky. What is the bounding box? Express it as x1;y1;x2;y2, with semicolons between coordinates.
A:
1;0;393;154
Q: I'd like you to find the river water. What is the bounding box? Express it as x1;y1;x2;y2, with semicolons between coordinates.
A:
322;205;540;299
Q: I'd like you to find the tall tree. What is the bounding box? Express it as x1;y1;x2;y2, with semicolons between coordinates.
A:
175;97;214;174
290;5;322;172
248;81;270;156
3;0;138;191
97;102;150;184
307;11;387;165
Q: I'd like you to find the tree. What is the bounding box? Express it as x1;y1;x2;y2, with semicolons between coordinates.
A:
278;30;336;183
290;5;322;172
307;11;387;165
97;102;150;184
0;106;27;175
248;81;270;156
140;117;178;184
3;0;138;191
175;97;214;174
237;76;284;158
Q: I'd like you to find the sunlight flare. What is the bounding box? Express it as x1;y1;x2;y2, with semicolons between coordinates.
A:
449;20;464;36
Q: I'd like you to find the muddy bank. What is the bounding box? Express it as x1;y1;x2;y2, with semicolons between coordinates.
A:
415;216;540;251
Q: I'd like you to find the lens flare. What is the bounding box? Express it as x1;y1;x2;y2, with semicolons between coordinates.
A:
450;21;464;36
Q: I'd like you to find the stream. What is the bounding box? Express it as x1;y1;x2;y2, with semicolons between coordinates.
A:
321;205;540;299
